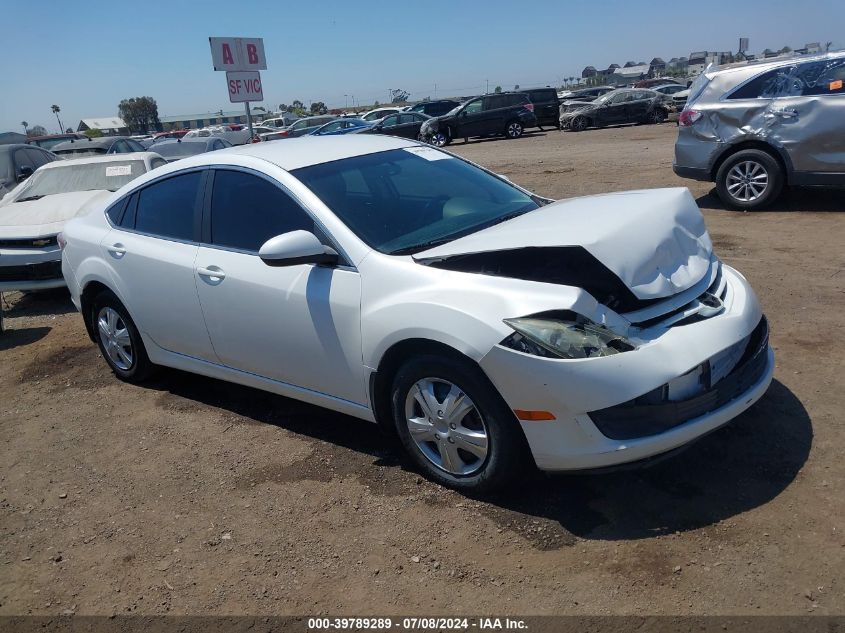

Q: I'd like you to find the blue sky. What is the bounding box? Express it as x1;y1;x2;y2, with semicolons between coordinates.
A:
2;0;842;133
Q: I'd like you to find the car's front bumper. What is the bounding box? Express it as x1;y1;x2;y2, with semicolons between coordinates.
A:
478;265;774;471
0;246;65;292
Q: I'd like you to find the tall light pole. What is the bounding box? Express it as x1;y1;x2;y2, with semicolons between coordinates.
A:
486;79;489;94
344;94;348;109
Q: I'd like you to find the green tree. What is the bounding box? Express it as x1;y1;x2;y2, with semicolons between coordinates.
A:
494;85;502;93
118;96;161;133
51;105;63;133
21;121;28;134
309;101;328;115
84;128;103;138
29;124;47;136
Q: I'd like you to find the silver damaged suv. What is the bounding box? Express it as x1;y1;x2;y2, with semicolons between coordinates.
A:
673;52;845;210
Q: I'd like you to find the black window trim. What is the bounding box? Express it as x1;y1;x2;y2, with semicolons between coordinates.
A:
199;165;354;269
722;58;845;101
103;167;207;245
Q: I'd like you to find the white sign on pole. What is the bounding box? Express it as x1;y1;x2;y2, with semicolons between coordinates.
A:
227;71;263;103
209;37;267;71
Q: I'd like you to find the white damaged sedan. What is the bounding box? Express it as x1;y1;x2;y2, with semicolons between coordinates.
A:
60;136;773;491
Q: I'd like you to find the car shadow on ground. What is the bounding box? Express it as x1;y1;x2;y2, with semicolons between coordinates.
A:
1;288;76;318
0;325;52;351
697;186;845;213
151;368;809;542
459;130;549;145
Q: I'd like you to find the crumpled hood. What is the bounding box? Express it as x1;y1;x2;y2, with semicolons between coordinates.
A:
0;190;111;238
415;187;713;302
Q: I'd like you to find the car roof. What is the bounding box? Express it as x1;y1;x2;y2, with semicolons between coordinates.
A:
144;135;418;174
52;136;126;151
706;50;845;78
0;144;40;154
37;152;157;168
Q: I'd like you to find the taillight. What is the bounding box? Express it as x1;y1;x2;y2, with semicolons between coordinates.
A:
250;135;262;143
678;109;703;127
57;233;67;250
524;103;535;112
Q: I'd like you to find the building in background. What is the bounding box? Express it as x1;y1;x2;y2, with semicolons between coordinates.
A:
76;117;128;136
159;108;267;131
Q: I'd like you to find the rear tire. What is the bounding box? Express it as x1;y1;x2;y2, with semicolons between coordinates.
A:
391;354;531;493
647;108;667;124
715;149;784;210
91;290;154;383
505;120;524;139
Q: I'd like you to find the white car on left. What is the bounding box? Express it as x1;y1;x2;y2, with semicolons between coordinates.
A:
0;152;166;292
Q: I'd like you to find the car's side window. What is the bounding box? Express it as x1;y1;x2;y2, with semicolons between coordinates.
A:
382;115;400;126
106;197;130;225
135;171;202;241
463;99;483;115
209;170;314;252
795;59;845;96
398;114;417;124
728;66;798;99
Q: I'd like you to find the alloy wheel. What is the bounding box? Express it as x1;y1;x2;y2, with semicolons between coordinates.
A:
507;122;523;138
726;160;769;202
97;306;134;371
404;377;489;476
431;132;448;147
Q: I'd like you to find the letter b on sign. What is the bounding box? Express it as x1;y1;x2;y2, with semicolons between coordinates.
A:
247;44;258;64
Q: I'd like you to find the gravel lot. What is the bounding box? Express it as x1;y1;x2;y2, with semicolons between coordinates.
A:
1;123;843;616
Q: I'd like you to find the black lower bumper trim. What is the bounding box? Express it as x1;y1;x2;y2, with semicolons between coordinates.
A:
589;317;769;441
0;260;63;283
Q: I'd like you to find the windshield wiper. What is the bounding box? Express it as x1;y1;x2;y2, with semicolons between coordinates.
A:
389;238;456;256
16;195;45;202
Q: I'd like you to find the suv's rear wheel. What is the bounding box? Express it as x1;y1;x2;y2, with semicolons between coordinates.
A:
647;108;666;124
505;121;524;139
391;354;530;492
92;290;154;383
716;149;784;210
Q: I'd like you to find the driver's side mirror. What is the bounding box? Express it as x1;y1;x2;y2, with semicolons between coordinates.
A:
259;230;339;267
18;165;33;182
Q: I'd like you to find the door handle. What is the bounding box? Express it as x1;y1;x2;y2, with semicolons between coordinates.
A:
197;266;226;282
773;108;798;118
107;243;126;258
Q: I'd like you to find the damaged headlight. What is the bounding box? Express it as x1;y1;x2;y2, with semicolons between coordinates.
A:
501;312;635;359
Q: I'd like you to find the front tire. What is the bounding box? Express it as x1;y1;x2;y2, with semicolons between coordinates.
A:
429;129;451;147
391;355;530;492
715;149;784;210
570;115;588;132
91;290;154;383
505;120;524;139
647;108;666;124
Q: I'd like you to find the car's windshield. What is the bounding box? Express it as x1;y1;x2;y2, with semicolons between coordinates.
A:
292;147;540;255
14;160;147;199
54;147;107;158
152;142;210;158
31;137;71;150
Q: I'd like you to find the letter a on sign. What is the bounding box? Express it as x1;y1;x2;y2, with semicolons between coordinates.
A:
210;37;267;71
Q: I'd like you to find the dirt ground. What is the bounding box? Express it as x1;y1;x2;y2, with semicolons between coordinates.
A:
1;123;843;617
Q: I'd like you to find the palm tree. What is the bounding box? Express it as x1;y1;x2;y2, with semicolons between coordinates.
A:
826;41;833;52
51;105;63;134
569;76;575;87
21;121;28;135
